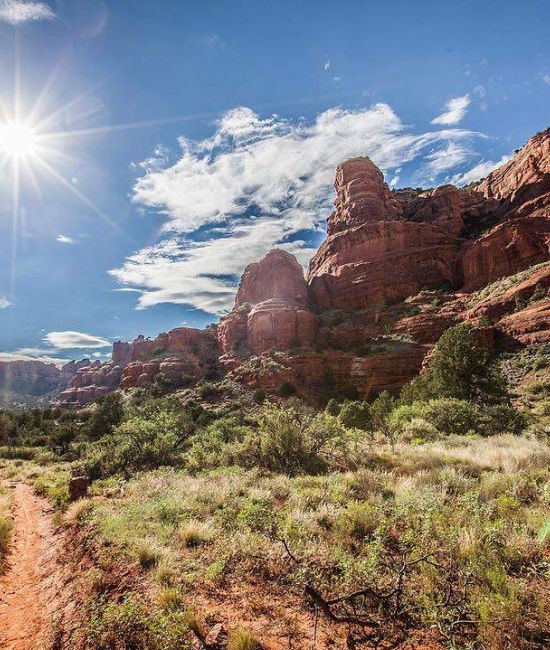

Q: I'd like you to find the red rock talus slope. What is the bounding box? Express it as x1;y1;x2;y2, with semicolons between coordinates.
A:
54;128;550;407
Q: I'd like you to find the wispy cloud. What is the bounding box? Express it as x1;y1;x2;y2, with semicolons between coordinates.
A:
0;351;67;366
43;331;111;349
451;154;511;186
431;94;471;126
113;103;483;314
0;0;55;25
0;296;11;309
324;60;330;70
540;73;550;85
56;234;75;244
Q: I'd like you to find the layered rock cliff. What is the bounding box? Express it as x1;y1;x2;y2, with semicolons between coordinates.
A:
54;128;550;407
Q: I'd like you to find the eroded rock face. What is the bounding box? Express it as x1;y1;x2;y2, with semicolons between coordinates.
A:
477;129;550;208
235;249;309;307
309;129;550;309
247;300;319;354
328;158;402;234
52;129;550;408
461;217;550;287
309;221;459;309
56;327;220;408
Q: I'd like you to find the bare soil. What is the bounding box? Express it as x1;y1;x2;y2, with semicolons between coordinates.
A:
0;484;63;650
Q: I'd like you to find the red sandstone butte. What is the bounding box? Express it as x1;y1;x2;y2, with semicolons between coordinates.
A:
54;128;550;407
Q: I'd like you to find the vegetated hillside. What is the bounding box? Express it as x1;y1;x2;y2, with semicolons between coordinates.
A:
0;128;549;649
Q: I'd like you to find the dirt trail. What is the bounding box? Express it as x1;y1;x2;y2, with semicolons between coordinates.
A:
0;484;62;650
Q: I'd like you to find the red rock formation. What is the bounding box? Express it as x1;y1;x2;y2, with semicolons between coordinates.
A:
0;360;62;398
476;128;550;210
51;129;550;408
235;249;308;307
498;300;550;345
112;341;131;367
328;158;402;234
309;221;459;309
56;326;220;408
461;217;550;287
247;300;318;354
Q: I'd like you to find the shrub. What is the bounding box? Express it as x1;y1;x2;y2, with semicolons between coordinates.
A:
86;596;192;650
390;398;525;437
325;398;341;416
83;406;193;479
339;401;371;430
276;380;296;398
237;405;352;475
0;517;11;569
399;417;439;443
252;388;266;405
227;628;262;650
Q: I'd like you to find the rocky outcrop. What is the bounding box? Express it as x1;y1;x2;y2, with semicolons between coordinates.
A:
477;128;550;210
56;327;220;408
50;128;550;408
309;129;550;310
309;221;459;309
247;300;319;354
461;217;550;287
235;249;309;307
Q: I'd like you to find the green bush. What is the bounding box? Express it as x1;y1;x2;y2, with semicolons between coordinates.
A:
339;401;371;430
86;597;192;650
237;404;353;475
83;415;181;479
390;398;525;437
276;380;296;398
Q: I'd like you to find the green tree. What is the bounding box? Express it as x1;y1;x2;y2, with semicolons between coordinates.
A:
402;324;508;405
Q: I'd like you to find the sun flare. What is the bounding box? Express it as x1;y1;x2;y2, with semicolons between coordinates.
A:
0;121;39;159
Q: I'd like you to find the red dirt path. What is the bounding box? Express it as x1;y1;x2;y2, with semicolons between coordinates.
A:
0;484;62;650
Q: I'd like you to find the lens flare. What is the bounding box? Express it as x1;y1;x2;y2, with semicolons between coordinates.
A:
0;121;38;159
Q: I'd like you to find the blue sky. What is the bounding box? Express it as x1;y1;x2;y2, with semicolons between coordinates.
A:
0;0;549;365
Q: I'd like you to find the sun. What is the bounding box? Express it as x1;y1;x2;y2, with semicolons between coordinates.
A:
0;120;39;159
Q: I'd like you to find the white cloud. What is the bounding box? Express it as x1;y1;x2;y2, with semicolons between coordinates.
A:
114;103;483;314
43;331;111;349
0;296;11;309
424;141;474;179
0;0;55;25
431;94;471;126
541;73;550;85
57;234;74;244
451;154;512;186
324;60;330;70
0;351;67;366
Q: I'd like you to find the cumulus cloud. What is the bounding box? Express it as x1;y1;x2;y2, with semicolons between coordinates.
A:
113;103;483;314
0;0;55;25
43;331;111;349
0;296;11;309
56;234;74;244
451;155;511;186
431;94;471;126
